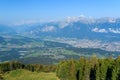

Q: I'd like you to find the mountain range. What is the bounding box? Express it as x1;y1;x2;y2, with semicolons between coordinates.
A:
1;17;120;63
7;17;120;41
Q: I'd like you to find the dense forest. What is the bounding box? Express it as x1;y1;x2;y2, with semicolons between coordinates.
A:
56;56;120;80
1;56;120;80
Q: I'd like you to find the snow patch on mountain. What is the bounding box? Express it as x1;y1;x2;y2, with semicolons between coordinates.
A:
92;27;120;34
109;28;120;34
42;26;55;32
92;28;108;33
108;18;116;23
59;22;69;28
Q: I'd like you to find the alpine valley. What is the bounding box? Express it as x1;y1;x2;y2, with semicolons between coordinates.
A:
1;17;120;64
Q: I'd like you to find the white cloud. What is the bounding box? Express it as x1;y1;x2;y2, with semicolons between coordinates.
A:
42;26;55;32
13;20;40;26
92;28;108;33
11;19;49;26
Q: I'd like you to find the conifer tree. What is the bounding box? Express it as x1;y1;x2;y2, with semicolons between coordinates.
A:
78;57;85;80
69;60;76;80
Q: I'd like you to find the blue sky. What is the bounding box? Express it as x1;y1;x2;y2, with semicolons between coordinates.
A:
0;0;120;24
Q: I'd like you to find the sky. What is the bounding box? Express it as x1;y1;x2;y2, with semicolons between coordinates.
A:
0;0;120;24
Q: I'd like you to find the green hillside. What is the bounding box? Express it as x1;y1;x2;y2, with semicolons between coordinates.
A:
3;69;59;80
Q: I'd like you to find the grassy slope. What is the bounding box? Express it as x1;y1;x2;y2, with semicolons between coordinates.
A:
4;69;60;80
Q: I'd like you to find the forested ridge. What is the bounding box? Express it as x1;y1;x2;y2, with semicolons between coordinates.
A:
1;56;120;80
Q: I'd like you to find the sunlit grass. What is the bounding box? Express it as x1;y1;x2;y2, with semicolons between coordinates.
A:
4;69;60;80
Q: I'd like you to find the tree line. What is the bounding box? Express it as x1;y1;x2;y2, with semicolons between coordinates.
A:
0;61;56;74
0;61;56;80
56;56;120;80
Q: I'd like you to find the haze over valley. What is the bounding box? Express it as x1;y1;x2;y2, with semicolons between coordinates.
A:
0;17;120;64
